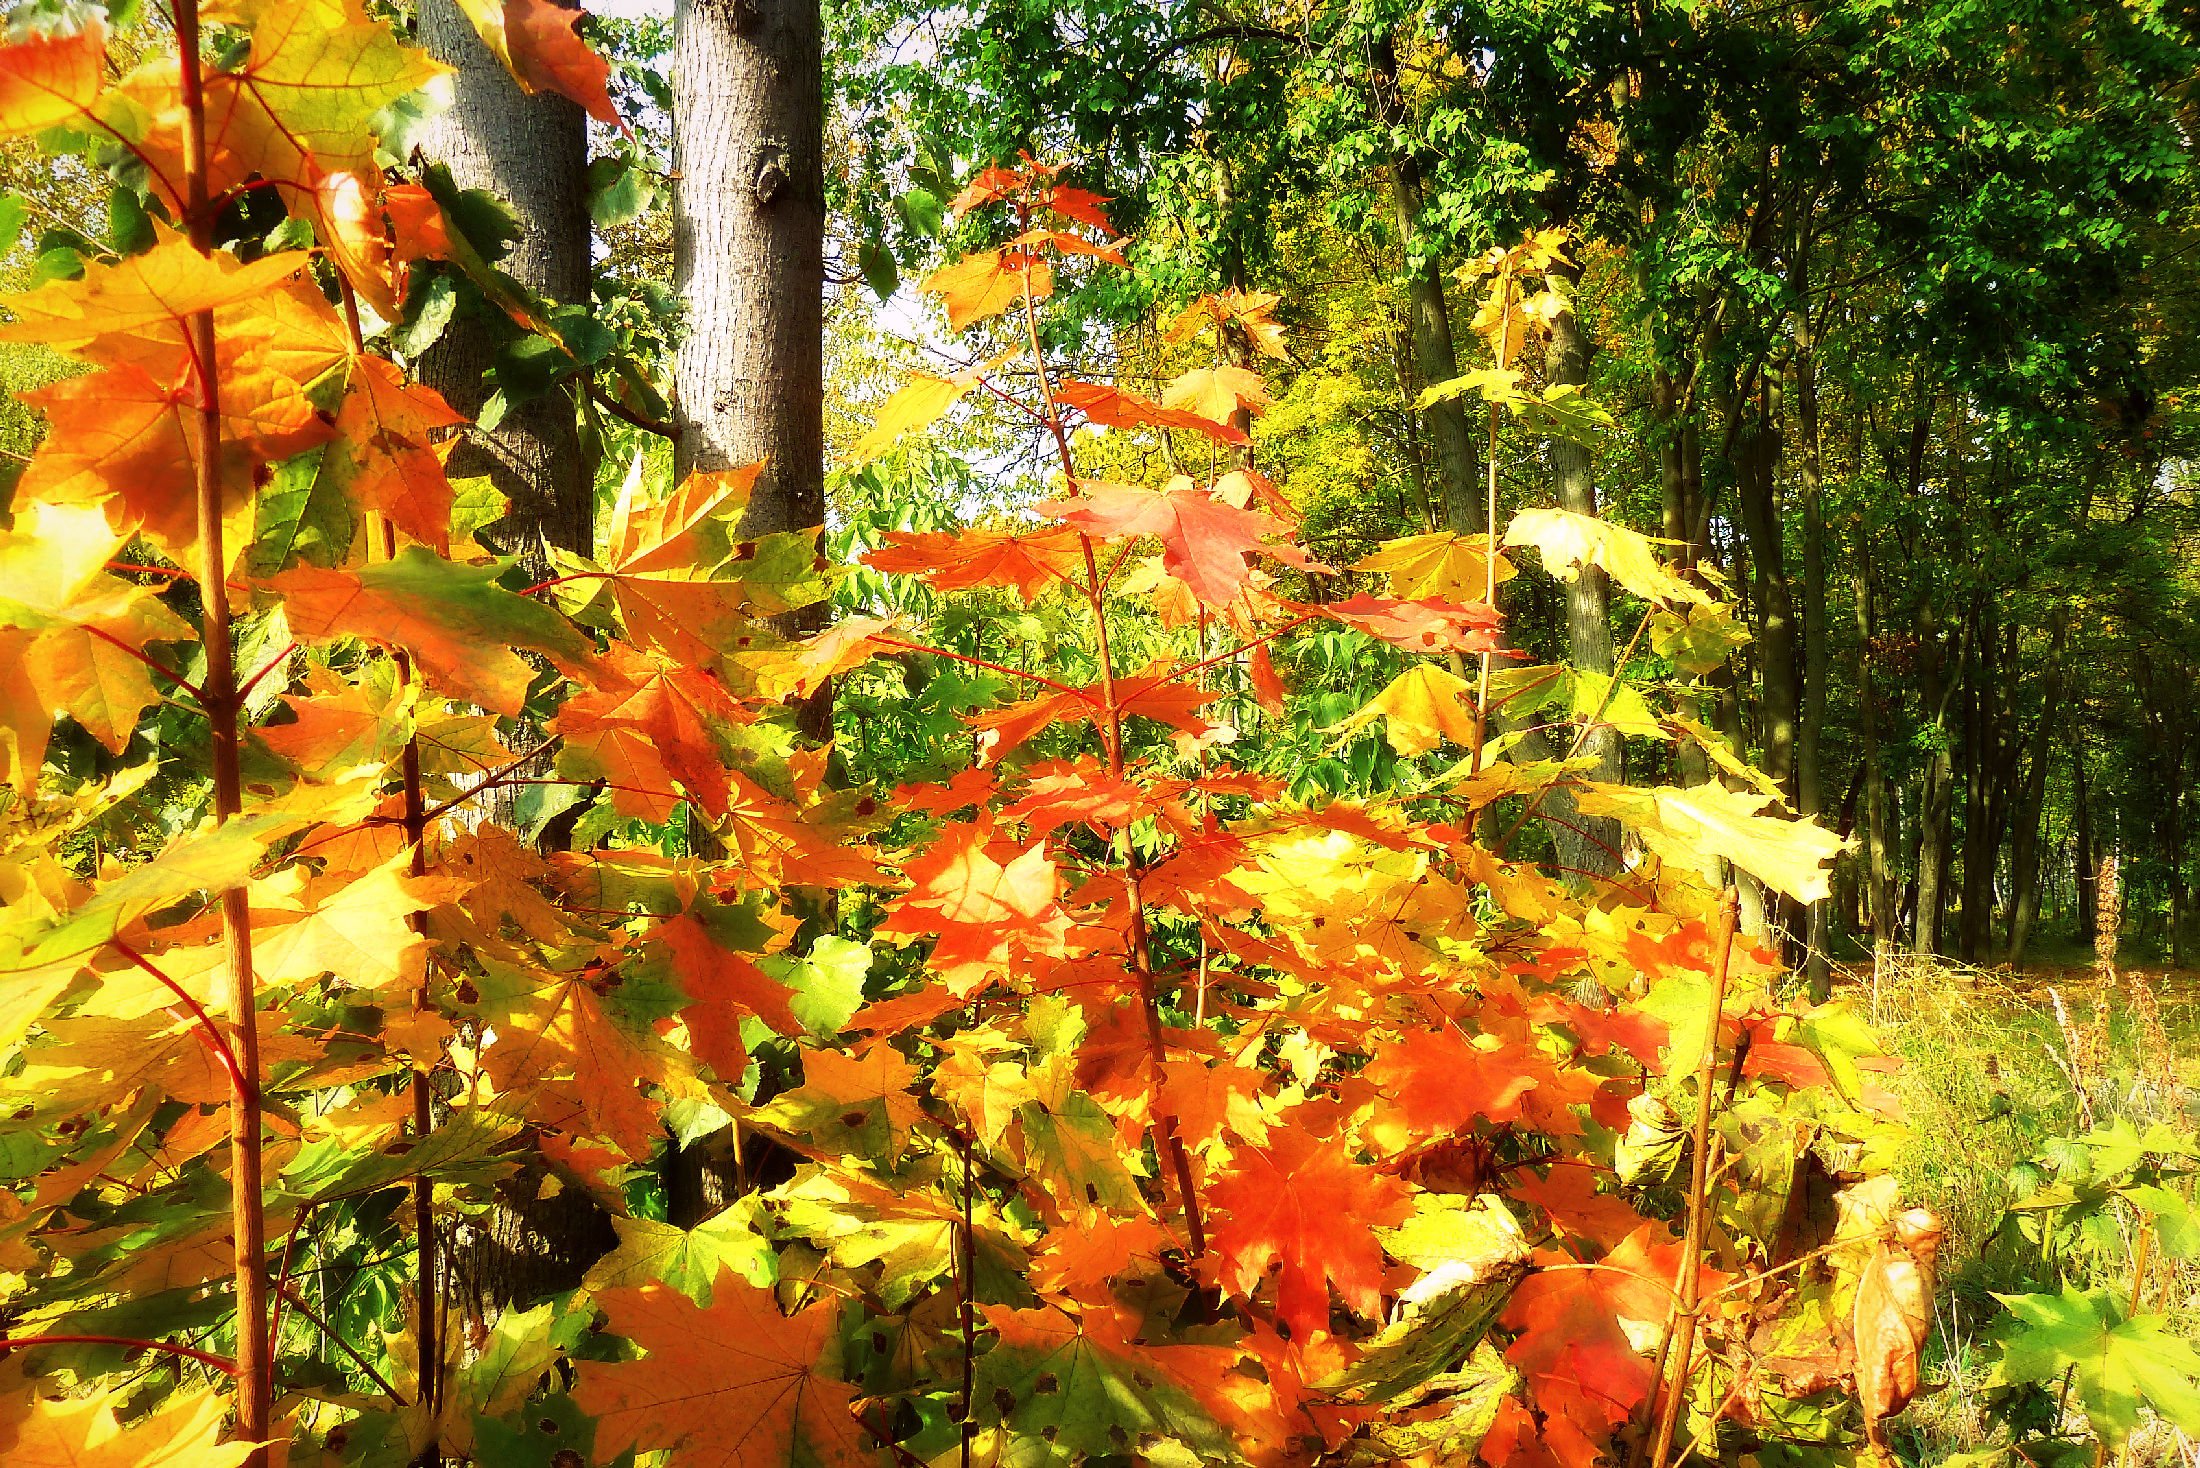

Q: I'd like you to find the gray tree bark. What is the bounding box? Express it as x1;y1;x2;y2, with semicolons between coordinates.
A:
671;0;826;543
1912;607;1963;957
1544;256;1620;876
416;0;594;570
1852;538;1895;947
413;0;609;1329
666;0;829;1227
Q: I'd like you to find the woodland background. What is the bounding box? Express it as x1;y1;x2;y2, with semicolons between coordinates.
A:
0;0;2197;1465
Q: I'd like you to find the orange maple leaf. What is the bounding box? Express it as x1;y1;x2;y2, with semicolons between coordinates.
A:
503;0;621;126
572;1276;883;1468
1206;1129;1412;1339
1042;480;1283;608
862;524;1088;602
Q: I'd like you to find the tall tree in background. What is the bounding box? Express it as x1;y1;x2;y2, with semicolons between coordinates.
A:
414;0;614;1330
417;0;595;565
672;0;826;547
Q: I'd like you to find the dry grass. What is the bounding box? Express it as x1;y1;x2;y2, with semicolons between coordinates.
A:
1851;947;2200;1463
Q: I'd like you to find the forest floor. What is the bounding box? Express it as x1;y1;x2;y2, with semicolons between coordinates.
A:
1844;949;2199;1461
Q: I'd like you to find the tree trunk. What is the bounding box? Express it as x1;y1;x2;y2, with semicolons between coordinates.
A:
1732;378;1796;796
667;0;828;1224
1792;299;1833;997
1388;156;1481;533
1852;537;1894;947
672;0;826;539
1909;607;1962;963
1959;614;1996;962
2005;613;2069;966
413;0;611;1334
415;0;593;572
1913;607;1962;957
1543;255;1619;875
2075;742;2097;942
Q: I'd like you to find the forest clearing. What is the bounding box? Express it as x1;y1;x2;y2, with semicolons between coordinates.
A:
0;1;2195;1467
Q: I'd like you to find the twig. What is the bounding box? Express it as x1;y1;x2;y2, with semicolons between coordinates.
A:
588;377;678;438
277;1283;409;1406
1647;888;1743;1468
0;1333;236;1375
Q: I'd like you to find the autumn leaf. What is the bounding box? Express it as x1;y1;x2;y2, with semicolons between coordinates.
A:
1054;379;1248;444
973;1302;1237;1464
1207;1129;1413;1339
0;22;104;139
1164;288;1288;359
1573;781;1851;903
178;0;447;303
1041;479;1282;607
552;647;751;821
923;246;1050;331
251;847;441;994
1324;592;1504;655
862;524;1087;602
572;1275;885;1468
0;1375;259;1468
270;546;594;717
876;822;1070;992
1355;530;1516;600
479;963;679;1155
1332;663;1479;756
458;0;624;126
17;357;332;564
1161;363;1270;424
0;502;191;789
0;234;311;355
641;906;802;1078
1503;507;1707;607
1501;1227;1707;1463
311;354;466;551
559;463;793;662
753;1044;929;1163
582;1207;775;1304
847;366;987;466
1358;1027;1541;1152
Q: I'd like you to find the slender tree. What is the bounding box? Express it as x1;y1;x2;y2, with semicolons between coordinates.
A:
416;0;595;568
671;0;826;544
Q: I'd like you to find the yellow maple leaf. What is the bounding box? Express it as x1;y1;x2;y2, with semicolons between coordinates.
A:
1354;532;1515;600
1334;663;1479;756
1575;781;1850;903
0;22;104;139
847;367;987;466
922;247;1051;331
1161;363;1270;424
1503;506;1709;607
0;1377;258;1468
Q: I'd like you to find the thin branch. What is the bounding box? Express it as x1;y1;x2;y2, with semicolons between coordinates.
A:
416;737;563;824
871;636;1085;699
0;1334;236;1375
277;1284;409;1406
236;641;297;702
109;939;246;1095
87;625;204;703
588;377;678;438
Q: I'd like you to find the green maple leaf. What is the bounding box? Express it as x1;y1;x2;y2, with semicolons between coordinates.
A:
973;1303;1235;1467
1993;1286;2200;1447
582;1206;776;1305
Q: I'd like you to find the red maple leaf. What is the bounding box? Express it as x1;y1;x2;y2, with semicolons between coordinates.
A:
1206;1129;1412;1339
1041;481;1280;607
